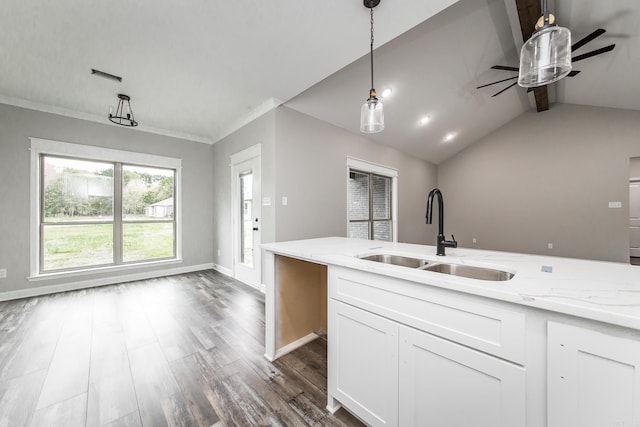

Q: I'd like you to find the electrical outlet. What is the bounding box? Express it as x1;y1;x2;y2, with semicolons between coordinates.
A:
472;238;477;244
0;269;6;279
548;243;553;249
217;250;221;257
282;196;288;206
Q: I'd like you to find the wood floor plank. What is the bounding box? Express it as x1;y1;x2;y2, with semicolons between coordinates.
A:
30;393;87;427
144;306;201;362
101;411;142;427
86;327;138;427
36;304;92;410
169;354;221;427
203;358;307;427
0;369;47;427
0;270;365;427
0;300;65;382
128;341;195;427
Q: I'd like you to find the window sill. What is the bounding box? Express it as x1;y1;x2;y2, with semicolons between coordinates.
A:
28;258;183;282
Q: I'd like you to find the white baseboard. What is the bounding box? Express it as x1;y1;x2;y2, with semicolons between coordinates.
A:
274;332;319;360
212;263;233;277
0;263;214;302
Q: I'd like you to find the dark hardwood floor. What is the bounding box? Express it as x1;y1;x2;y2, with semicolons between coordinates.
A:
0;270;365;427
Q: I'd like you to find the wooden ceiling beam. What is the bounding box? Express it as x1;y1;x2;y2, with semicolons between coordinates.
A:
514;0;549;112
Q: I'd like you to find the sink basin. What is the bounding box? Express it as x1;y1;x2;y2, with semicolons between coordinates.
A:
360;254;431;268
358;253;514;281
424;263;514;281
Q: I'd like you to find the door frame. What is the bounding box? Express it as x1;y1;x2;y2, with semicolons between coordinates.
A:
230;144;262;289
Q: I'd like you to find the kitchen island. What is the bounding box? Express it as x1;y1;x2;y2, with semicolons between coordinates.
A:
262;237;640;427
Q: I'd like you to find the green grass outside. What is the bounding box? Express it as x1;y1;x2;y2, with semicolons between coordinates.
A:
43;223;174;271
123;223;175;262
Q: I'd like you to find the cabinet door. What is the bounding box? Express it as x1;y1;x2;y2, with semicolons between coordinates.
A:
328;300;399;427
548;322;640;427
399;325;525;427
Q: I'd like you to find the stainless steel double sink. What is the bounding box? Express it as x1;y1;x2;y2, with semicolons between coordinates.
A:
359;253;514;281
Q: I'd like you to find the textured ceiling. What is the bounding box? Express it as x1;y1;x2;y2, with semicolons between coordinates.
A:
0;0;457;143
1;0;638;163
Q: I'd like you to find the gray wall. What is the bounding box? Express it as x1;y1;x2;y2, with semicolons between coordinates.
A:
210;106;438;274
211;110;276;271
438;103;640;263
274;106;437;244
0;103;214;295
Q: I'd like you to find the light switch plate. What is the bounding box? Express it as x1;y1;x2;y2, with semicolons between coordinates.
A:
608;201;622;208
0;269;6;279
282;196;288;206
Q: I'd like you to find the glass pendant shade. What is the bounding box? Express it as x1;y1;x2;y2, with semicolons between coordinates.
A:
518;25;572;88
360;97;384;133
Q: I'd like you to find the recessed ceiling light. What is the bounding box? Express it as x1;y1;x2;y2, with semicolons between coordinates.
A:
381;88;392;98
444;132;456;142
419;116;431;125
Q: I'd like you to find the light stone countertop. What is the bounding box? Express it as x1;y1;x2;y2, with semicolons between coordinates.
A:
262;237;640;331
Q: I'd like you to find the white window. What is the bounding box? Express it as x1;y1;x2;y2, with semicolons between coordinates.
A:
347;157;398;242
30;138;182;277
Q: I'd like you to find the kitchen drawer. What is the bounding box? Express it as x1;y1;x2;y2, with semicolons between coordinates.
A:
328;266;525;364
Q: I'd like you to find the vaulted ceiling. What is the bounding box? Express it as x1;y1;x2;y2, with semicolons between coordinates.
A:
1;0;638;164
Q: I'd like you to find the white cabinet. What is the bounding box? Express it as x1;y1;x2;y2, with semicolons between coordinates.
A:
328;301;398;427
547;321;640;427
328;266;527;427
399;326;525;427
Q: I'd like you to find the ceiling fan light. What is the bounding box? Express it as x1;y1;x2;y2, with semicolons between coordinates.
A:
518;25;572;88
360;96;384;133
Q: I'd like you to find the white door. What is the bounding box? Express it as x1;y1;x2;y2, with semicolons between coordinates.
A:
630;182;640;257
398;325;525;427
231;146;261;288
548;321;640;427
328;300;399;427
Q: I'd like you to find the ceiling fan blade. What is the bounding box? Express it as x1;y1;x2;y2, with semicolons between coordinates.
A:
477;76;518;89
572;44;615;63
491;65;519;72
571;28;606;52
567;70;581;77
492;81;518;97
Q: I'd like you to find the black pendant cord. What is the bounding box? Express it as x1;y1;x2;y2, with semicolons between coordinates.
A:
369;6;375;95
542;0;549;26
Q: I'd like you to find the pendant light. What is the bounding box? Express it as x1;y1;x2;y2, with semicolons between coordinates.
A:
360;0;384;134
518;0;571;88
109;94;138;127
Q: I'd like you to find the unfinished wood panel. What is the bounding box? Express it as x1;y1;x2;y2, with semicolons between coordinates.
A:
320;272;327;333
276;255;328;349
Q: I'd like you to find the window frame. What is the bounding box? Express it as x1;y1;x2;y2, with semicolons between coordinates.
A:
346;157;398;242
30;138;182;279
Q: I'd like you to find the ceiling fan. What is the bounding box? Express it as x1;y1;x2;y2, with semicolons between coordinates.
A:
478;28;616;97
